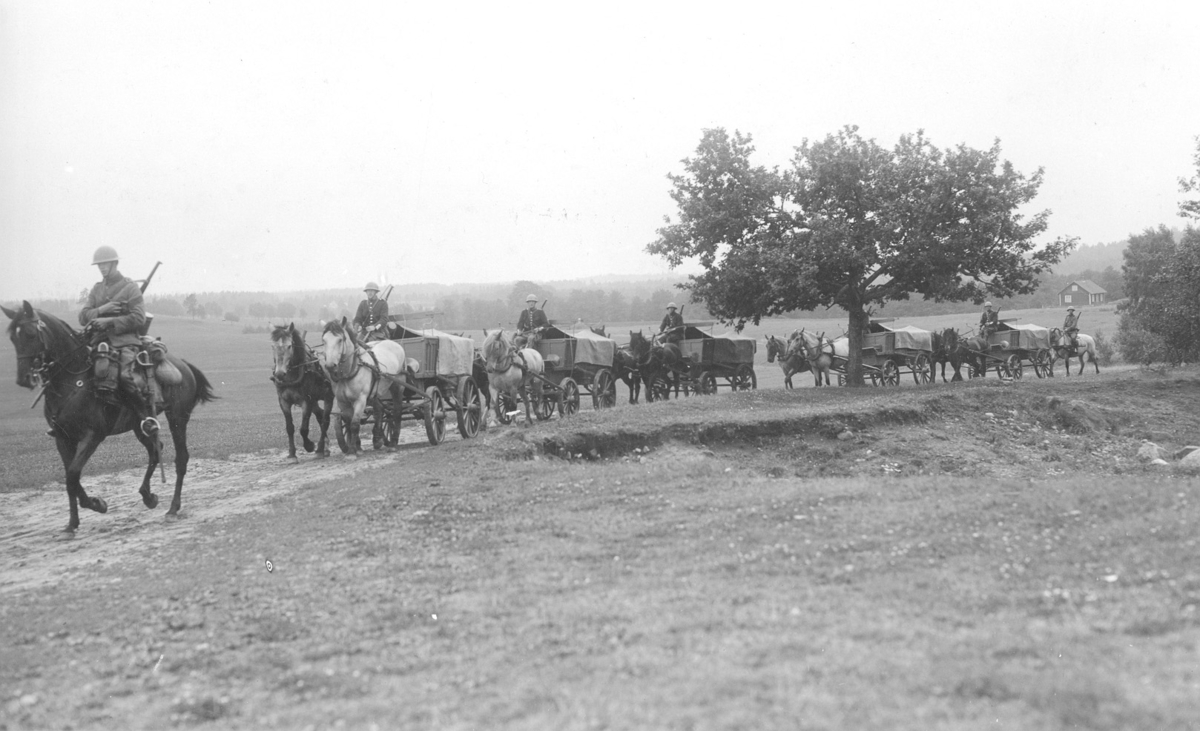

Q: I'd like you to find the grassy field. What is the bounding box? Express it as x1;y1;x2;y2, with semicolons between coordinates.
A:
1;363;1198;729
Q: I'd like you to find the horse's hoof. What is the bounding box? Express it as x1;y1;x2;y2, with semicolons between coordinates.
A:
346;453;358;461
303;442;315;453
165;511;181;522
92;498;108;514
316;451;327;459
143;493;159;509
59;526;77;539
386;445;397;452
287;455;299;464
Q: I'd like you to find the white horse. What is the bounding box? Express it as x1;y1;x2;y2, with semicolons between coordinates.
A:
789;329;847;387
321;317;413;458
482;329;545;426
1050;327;1100;375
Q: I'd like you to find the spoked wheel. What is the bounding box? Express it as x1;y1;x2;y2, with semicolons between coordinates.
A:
994;359;1012;379
881;360;900;386
912;353;932;385
591;369;617;409
535;387;555;421
694;371;717;395
456;377;482;438
731;365;757;391
380;401;399;448
1033;349;1051;378
1005;354;1023;380
423;386;446;445
837;374;846;387
495;392;517;425
647;374;672;402
558;378;581;416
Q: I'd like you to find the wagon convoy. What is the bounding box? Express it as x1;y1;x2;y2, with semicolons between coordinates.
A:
492;323;621;424
631;325;757;401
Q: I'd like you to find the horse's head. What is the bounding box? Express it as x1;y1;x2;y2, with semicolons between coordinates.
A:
628;331;650;361
766;335;782;363
590;325;606;337
3;301;50;389
270;322;301;380
321;317;358;377
482;328;515;369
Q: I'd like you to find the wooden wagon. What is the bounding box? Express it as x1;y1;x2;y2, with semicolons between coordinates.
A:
648;326;757;400
967;319;1053;379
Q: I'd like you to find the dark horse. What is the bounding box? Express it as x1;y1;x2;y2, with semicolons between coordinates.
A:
613;345;641;404
930;328;965;382
270;323;333;462
629;330;685;401
4;301;215;533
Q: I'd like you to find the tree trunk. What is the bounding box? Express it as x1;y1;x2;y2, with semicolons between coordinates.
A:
845;307;869;386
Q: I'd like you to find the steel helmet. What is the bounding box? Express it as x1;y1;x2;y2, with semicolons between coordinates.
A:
983;301;993;308
363;281;380;292
1067;306;1075;311
666;302;678;309
92;246;119;265
526;294;538;303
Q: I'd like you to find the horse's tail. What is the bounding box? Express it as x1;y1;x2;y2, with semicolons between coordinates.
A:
185;361;218;405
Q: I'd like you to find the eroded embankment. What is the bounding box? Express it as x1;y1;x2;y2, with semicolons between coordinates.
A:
528;376;1191;464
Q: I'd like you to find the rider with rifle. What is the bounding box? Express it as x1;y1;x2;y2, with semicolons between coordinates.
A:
659;302;685;347
78;246;157;437
979;301;999;339
353;282;389;342
515;294;549;349
1063;306;1080;352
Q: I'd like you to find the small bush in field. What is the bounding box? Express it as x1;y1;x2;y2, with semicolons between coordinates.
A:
1092;329;1115;365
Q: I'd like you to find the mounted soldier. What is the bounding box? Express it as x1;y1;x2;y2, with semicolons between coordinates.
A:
658;302;685;347
1063;306;1080;352
78;246;157;437
353;282;389;342
979;301;999;338
515;294;548;349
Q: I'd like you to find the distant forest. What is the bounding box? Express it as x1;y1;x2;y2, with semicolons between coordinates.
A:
12;235;1156;330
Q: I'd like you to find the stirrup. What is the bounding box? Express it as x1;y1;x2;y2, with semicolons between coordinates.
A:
140;416;161;436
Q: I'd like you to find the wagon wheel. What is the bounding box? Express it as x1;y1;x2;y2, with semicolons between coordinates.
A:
456;377;482;439
380;400;399;448
881;360;900;386
591;369;617;410
837;373;846;387
994;358;1012;379
731;365;757;391
692;371;717;395
534;386;555;421
649;374;673;402
911;353;932;385
1005;354;1023;380
422;386;446;446
1033;349;1051;379
495;392;517;426
558;377;581;416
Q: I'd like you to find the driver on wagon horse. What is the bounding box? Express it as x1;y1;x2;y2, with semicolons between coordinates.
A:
353;282;389;342
515;294;548;349
979;301;999;338
78;246;157;437
659;303;685;347
1063;306;1080;351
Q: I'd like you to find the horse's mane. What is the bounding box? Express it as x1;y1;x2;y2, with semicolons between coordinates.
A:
322;318;359;346
482;329;512;366
12;308;81;353
272;324;309;365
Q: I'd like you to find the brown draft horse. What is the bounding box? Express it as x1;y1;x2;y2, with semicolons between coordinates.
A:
270;323;333;462
930;328;965;382
4;302;215;533
628;330;685;401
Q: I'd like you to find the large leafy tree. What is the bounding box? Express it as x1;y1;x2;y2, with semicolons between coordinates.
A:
648;126;1076;385
1179;135;1200;221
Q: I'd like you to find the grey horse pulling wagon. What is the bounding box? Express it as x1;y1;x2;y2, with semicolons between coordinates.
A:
494;324;620;424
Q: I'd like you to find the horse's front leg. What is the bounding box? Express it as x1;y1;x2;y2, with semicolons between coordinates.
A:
280;396;299;463
313;396;331;457
298;399;316;454
55;431;109;533
131;422;163;508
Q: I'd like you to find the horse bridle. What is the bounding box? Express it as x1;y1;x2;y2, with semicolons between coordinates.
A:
273;337;322;387
13;316;91;387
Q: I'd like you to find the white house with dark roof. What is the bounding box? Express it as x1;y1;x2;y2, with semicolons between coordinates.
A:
1058;279;1107;307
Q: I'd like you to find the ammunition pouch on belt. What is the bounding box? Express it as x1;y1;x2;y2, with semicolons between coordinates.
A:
93;341;117;392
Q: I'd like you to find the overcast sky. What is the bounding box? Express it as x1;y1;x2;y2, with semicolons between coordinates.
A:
3;1;1198;299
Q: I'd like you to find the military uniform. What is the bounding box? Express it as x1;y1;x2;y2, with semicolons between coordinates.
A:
1063;309;1080;349
979;308;998;336
353;282;389;342
78;249;155;434
659;308;685;346
516;303;549;349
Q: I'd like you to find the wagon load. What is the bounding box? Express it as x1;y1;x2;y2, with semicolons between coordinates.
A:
569;328;617;368
647;326;757;397
393;327;475;377
972;319;1053;379
857;320;934;385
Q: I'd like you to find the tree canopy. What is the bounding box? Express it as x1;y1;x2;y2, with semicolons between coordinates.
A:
648;126;1076;384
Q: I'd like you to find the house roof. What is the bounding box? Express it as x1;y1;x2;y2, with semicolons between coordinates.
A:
1059;279;1107;294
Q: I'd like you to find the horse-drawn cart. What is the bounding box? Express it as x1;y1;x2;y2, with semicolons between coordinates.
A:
646;326;757;400
825;320;933;386
357;324;484;445
493;324;619;424
964;319;1053;379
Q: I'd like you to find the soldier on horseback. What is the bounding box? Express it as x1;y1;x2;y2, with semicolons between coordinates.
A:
515;294;548;349
1063;306;1080;352
659;303;685;347
78;246;157;437
353;282;389;342
979;301;999;338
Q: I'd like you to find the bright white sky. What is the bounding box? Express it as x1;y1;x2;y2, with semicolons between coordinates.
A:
2;1;1198;299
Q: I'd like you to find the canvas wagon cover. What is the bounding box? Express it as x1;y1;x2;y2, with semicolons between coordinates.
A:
572;328;616;366
1012;323;1051;351
864;322;931;352
391;325;473;376
710;333;756;364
